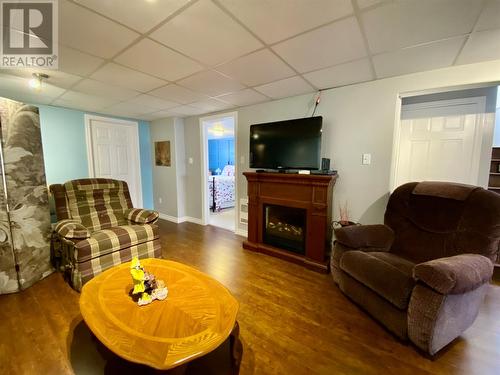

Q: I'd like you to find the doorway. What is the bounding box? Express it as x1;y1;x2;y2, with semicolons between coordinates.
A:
85;114;143;207
200;112;237;231
392;86;498;190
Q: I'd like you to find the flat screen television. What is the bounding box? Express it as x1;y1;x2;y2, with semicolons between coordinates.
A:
249;116;322;170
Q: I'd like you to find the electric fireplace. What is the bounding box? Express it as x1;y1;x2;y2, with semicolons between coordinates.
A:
264;204;306;254
243;172;337;273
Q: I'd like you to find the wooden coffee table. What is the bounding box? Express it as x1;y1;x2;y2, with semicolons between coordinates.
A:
79;259;241;372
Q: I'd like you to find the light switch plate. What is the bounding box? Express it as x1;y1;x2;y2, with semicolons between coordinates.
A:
362;153;371;165
240;156;245;164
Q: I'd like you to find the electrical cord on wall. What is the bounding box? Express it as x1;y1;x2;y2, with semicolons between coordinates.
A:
311;91;322;117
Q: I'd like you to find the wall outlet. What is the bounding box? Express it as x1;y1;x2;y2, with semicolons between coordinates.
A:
362;153;371;165
188;157;194;165
158;197;163;204
240;156;245;164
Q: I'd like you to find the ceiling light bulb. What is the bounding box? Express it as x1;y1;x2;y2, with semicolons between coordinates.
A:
29;77;42;90
28;73;49;92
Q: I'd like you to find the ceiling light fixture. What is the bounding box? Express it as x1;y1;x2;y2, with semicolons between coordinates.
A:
209;123;225;137
28;73;49;91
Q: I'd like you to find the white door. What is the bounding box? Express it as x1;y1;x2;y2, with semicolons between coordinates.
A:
87;116;142;207
395;98;486;187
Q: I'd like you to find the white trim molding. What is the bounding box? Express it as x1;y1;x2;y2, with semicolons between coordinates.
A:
159;213;204;225
199;111;239;230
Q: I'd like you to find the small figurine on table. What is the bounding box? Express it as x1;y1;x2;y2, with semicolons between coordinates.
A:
130;257;168;306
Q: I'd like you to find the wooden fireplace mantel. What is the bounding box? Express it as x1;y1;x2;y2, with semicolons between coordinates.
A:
243;172;337;273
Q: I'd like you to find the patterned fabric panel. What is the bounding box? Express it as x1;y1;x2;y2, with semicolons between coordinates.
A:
74;239;161;291
64;179;133;231
124;208;159;224
74;224;159;263
55;219;90;239
209;176;235;211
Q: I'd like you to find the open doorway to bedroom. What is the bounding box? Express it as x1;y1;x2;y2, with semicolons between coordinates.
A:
200;113;237;231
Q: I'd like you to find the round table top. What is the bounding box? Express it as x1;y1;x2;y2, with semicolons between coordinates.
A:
79;259;239;370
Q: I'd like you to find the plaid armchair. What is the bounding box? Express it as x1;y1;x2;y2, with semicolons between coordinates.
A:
50;179;161;291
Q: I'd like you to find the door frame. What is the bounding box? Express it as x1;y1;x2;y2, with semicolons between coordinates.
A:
84;114;143;207
390;91;494;191
199;111;238;230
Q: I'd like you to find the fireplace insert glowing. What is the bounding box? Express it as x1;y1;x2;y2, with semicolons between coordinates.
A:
263;204;306;254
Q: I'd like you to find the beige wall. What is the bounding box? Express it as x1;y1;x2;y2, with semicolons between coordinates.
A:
178;60;500;230
150;118;179;218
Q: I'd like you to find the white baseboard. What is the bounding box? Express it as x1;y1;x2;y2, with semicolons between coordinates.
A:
159;213;204;225
235;228;248;237
159;213;180;223
179;216;204;225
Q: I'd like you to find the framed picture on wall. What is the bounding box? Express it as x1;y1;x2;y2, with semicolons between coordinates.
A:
155;141;171;166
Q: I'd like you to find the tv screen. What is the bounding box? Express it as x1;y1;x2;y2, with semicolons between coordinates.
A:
250;116;322;170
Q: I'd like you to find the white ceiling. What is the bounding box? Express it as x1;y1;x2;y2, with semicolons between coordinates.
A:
1;0;499;121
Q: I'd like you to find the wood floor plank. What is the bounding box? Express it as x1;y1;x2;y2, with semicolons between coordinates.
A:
0;219;499;374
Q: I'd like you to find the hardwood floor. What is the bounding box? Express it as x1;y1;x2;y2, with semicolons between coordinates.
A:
1;219;500;374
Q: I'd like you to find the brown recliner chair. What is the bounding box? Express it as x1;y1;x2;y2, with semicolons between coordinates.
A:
331;181;500;355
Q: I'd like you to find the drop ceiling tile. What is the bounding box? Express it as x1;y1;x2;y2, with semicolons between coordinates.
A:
272;17;367;73
190;98;234;112
456;29;500;65
0;75;55;104
149;84;208;104
169;105;206;116
254;76;314;99
141;111;177;121
126;94;179;110
59;0;139;58
303;59;374;89
115;38;203;81
52;99;109;113
99;107;144;120
357;0;387;9
373;37;466;79
55;90;119;109
217;89;268;106
150;0;262;66
0;73;66;98
104;101;156;115
178;70;245;97
58;45;104;76
476;0;500;31
74;0;190;33
362;0;483;54
90;63;167;92
7;92;54;105
2;68;82;89
73;79;140;101
217;0;352;44
216;49;295;87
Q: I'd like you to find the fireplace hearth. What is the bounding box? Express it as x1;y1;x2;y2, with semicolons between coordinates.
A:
243;172;337;273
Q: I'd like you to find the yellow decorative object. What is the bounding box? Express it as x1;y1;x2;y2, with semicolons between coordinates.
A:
79;259;239;370
130;257;146;294
129;257;168;306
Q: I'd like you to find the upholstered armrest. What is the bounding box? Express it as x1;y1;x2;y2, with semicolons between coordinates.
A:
334;224;394;250
54;219;90;239
413;254;493;294
124;208;159;224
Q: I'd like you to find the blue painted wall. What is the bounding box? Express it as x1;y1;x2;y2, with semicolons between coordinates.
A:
38;105;154;209
208;138;234;173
